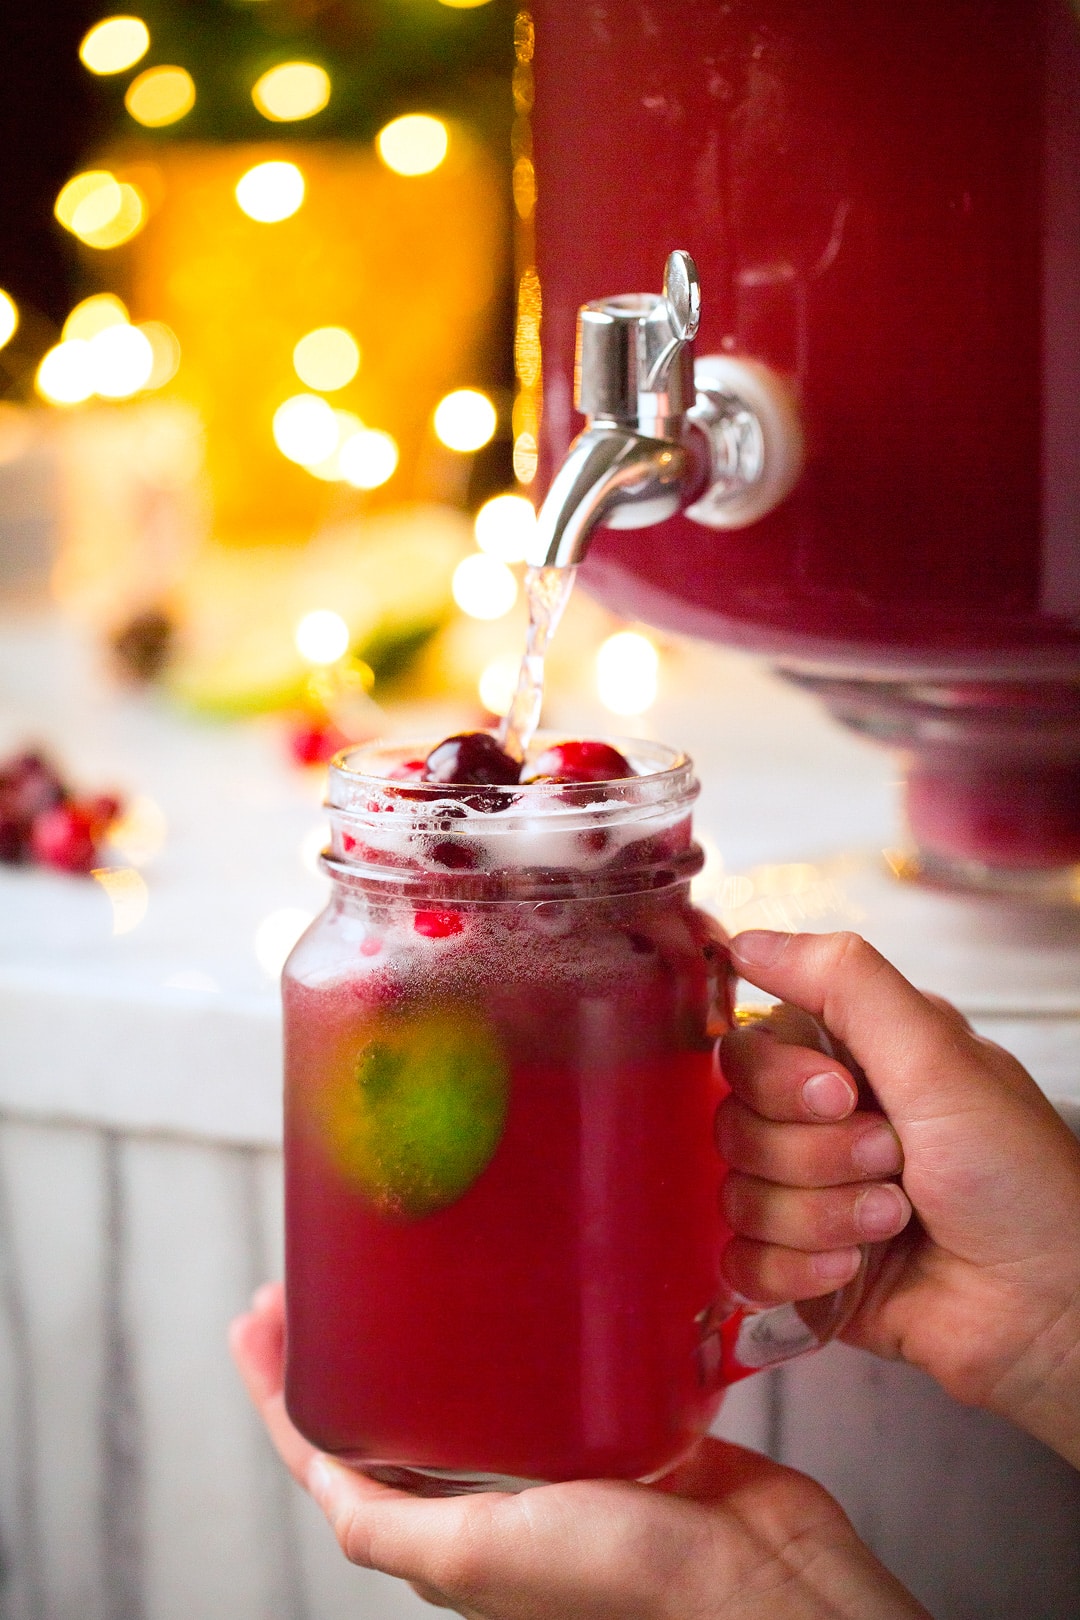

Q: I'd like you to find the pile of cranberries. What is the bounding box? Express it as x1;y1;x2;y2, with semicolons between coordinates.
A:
0;750;123;875
393;732;636;788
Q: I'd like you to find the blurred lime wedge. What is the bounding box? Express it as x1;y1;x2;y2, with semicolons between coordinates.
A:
327;1004;510;1218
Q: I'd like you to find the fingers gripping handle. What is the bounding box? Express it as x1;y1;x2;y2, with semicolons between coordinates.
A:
710;1003;871;1383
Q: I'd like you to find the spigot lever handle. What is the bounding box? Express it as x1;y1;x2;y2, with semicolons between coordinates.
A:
644;250;701;391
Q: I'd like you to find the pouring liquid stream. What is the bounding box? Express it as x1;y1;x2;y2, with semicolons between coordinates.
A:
498;565;577;760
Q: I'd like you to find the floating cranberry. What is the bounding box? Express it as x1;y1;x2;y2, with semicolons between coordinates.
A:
522;740;635;784
30;802;99;874
429;838;479;870
423;732;520;787
388;758;426;782
413;909;464;939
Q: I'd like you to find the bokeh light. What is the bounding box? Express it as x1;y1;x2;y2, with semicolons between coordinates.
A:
295;609;350;665
125;65;196;127
54;171;146;248
62;293;128;342
252;62;331;122
376;114;449;177
293;325;360;391
338;428;399;489
91;867;149;936
596;631;660;715
0;291;18;350
474;493;535;563
273;393;339;465
90;324;155;399
439;0;494;7
306;409;363;480
79;16;150;75
434;388;496;452
235;161;305;222
478;653;520;715
452;553;518;620
36;342;95;406
140;322;182;388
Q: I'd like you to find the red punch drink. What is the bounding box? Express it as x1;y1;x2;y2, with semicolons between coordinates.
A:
284;732;865;1491
284;735;738;1490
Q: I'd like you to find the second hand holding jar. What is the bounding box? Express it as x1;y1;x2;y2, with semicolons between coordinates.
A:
282;734;865;1494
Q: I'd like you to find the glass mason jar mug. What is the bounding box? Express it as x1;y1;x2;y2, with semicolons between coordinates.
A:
283;737;865;1494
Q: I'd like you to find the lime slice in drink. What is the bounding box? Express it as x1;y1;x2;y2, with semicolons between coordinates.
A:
326;1003;510;1219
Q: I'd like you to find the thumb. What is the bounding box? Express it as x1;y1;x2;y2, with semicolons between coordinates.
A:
729;930;1028;1133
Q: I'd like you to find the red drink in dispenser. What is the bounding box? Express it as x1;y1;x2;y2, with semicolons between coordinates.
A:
524;0;1080;877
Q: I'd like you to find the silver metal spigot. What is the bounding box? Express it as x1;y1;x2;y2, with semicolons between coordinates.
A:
527;251;804;568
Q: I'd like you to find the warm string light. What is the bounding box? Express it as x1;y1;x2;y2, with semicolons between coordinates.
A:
478;653;520;715
235;161;305;222
252;62;331;122
0;291;18;350
596;631;660;715
38;296;179;406
434;389;497;452
79;16;150;75
295;610;350;666
452;553;518;620
474;493;535;563
293;326;360;391
125;65;195;128
54;170;147;248
376;115;449;176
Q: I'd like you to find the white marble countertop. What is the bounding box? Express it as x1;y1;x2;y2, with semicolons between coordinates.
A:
1;606;1077;1144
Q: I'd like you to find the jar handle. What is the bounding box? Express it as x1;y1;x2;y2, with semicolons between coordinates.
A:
708;1002;876;1383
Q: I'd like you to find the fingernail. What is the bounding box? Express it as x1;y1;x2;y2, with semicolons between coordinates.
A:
855;1183;910;1239
732;930;791;968
851;1122;903;1177
802;1070;857;1119
308;1455;335;1508
812;1247;862;1283
250;1282;277;1313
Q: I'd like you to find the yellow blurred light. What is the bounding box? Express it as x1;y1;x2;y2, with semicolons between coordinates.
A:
295;609;351;665
513;431;538;484
439;0;493;7
254;907;314;977
55;171;121;234
293;325;360;391
62;293;129;342
89;323;155;398
273;393;338;465
235;161;304;222
478;653;520;716
474;493;535;563
125;65;195;127
0;290;18;350
55;171;147;249
596;631;659;715
79;16;149;75
376;114;449;177
252;61;330;122
91;866;149;935
306;409;363;480
434;388;496;452
36;341;95;406
338;428;398;490
140;321;181;388
452;553;518;620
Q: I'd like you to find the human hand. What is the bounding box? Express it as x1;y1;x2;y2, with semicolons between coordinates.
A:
230;1283;927;1620
718;929;1080;1466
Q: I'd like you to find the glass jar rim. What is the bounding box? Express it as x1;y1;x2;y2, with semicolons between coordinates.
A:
322;732;702;900
327;732;698;824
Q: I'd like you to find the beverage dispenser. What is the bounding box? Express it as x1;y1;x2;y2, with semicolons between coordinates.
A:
520;0;1080;886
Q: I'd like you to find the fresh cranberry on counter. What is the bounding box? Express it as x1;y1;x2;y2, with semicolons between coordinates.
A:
30;803;100;874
